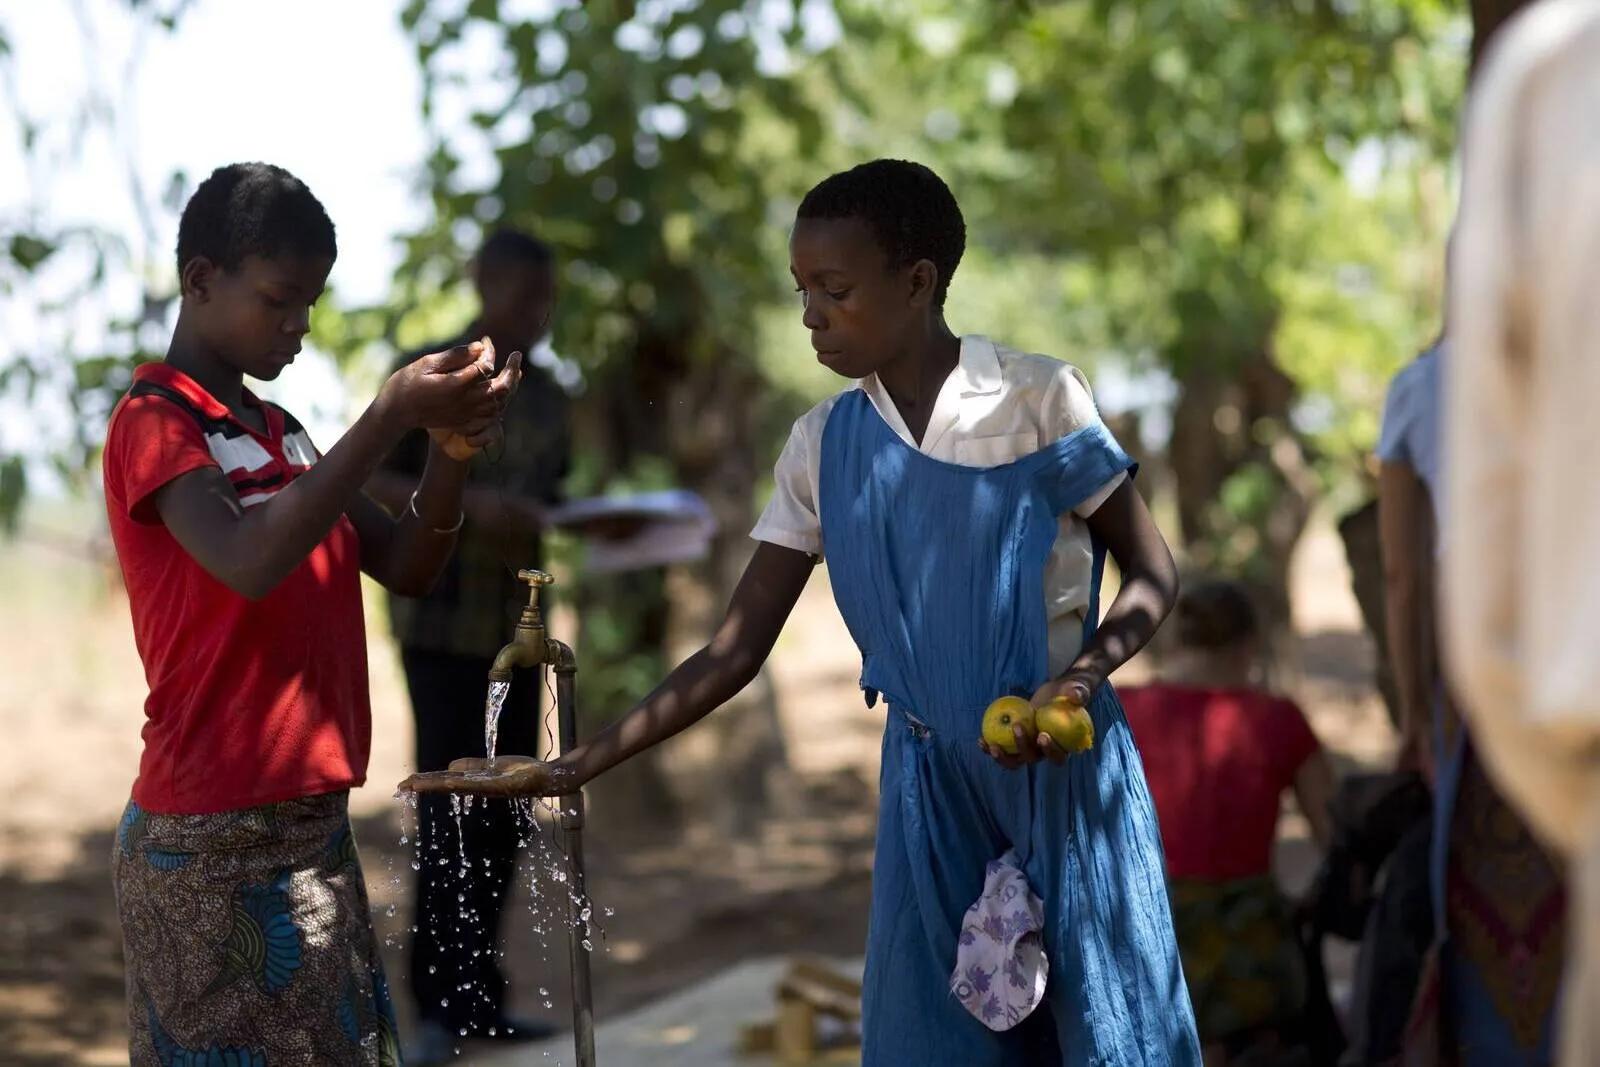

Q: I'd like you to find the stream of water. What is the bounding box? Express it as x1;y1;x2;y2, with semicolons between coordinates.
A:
483;678;512;764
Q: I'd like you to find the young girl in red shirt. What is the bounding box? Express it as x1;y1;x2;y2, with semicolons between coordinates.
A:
104;161;521;1065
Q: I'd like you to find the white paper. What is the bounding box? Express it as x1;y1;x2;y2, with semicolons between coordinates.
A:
544;489;712;529
547;490;718;575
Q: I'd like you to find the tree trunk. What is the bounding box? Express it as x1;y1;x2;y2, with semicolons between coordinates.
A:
659;343;801;838
570;569;683;844
565;323;687;840
568;290;797;839
1165;346;1314;653
1168;369;1235;549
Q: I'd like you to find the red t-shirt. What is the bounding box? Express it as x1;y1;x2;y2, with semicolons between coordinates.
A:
103;363;371;814
1120;682;1321;881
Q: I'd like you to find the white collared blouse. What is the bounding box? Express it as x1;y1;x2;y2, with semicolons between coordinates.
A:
753;335;1126;672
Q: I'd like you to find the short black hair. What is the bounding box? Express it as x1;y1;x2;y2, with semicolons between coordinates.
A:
1174;579;1260;650
477;227;554;272
176;162;336;278
797;159;966;306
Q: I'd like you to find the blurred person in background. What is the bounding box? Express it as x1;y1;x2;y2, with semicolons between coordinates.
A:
1120;579;1335;1065
367;227;570;1061
1380;232;1565;1063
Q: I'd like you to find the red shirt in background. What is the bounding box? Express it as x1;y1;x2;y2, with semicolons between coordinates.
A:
103;362;371;815
1120;682;1321;882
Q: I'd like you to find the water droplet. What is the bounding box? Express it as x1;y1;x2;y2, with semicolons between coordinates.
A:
544;999;554;1009
458;1028;469;1037
386;905;396;917
582;938;593;951
410;861;422;871
604;906;615;917
440;998;450;1007
488;1027;498;1037
399;834;409;845
539;987;549;996
428;965;437;974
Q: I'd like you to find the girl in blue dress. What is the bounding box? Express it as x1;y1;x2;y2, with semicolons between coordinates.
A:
408;159;1201;1065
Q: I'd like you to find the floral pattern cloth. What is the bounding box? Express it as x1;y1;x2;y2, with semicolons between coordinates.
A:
112;791;400;1066
950;849;1049;1031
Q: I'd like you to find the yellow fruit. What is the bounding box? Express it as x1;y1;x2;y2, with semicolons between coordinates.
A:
439;433;477;461
1036;697;1094;754
981;696;1037;754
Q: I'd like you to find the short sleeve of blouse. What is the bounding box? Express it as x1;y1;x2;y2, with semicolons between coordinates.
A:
104;396;219;523
1042;361;1127;517
1377;365;1421;467
1271;698;1323;788
750;416;823;557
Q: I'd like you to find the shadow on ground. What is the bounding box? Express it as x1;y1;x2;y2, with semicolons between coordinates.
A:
0;771;879;1066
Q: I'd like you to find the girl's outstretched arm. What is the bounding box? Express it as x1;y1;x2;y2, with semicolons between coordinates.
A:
402;541;817;797
153;343;513;600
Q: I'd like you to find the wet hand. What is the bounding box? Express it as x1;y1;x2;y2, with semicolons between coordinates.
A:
429;413;505;461
379;338;522;433
397;755;575;798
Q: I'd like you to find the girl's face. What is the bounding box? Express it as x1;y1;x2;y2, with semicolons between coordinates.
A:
184;252;333;381
789;216;926;380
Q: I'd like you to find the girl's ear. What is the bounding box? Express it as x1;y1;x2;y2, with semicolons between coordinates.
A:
181;256;218;302
907;257;939;308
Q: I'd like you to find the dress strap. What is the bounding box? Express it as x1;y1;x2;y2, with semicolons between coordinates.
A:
1083;534;1107;649
1029;422;1137;518
1026;423;1132;648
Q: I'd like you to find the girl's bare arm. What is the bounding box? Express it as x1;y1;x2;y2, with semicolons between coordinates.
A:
404;541;817;796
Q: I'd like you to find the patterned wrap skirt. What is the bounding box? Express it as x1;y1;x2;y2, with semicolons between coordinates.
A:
1169;875;1307;1045
112;791;400;1066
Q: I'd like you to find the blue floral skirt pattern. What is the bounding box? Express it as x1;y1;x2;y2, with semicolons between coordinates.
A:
112;791;399;1066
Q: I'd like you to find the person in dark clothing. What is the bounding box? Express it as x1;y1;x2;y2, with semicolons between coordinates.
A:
368;228;571;1062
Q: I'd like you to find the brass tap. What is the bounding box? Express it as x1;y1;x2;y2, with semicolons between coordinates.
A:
488;569;557;682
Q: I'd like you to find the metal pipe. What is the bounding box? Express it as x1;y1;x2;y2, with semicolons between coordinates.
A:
552;645;596;1067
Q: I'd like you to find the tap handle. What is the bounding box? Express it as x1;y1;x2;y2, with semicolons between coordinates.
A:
516;568;554;608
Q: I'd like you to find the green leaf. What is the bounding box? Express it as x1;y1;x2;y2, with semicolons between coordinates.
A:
0;457;25;537
8;234;57;271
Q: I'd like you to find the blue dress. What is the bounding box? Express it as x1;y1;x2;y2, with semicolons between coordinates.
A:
818;390;1201;1065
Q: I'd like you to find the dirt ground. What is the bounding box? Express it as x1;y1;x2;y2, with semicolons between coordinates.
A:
0;512;1395;1065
